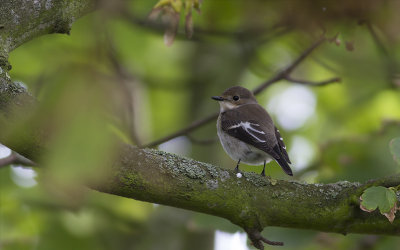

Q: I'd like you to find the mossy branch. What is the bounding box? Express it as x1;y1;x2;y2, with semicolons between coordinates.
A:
0;0;94;54
1;2;399;249
95;146;400;236
1;77;400;247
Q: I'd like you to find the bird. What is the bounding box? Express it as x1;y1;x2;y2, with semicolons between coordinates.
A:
212;86;293;176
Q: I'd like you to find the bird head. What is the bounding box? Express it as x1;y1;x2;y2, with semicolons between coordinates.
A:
212;86;257;111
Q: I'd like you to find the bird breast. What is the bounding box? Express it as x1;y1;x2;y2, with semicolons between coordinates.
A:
217;115;271;165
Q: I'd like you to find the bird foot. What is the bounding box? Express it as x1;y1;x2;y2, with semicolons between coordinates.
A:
234;166;241;174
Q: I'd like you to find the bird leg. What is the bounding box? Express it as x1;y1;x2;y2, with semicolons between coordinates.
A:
260;160;266;176
235;159;241;173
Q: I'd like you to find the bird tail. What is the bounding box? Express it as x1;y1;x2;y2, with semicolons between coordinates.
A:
275;157;293;176
272;145;293;176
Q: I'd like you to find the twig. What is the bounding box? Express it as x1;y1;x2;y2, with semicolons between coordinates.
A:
142;113;218;148
142;36;336;148
186;134;217;145
364;21;398;87
284;76;341;86
364;21;389;57
253;36;327;94
246;228;284;249
0;151;35;168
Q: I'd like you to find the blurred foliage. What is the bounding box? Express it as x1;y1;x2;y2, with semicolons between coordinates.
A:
1;0;400;249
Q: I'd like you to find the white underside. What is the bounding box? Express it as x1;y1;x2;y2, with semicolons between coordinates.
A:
217;116;272;165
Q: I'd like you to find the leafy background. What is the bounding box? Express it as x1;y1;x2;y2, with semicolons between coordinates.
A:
1;0;400;249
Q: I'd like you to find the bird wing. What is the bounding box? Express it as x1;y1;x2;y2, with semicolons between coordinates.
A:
221;104;293;175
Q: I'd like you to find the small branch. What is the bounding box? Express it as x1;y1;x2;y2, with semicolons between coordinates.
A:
0;151;35;168
142;113;218;148
143;36;330;148
283;36;327;75
247;229;284;249
363;21;398;87
253;35;327;94
0;154;15;168
284;76;341;86
186;134;217;145
364;21;390;58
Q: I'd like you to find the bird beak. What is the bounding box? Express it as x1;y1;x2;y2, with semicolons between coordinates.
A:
211;96;224;101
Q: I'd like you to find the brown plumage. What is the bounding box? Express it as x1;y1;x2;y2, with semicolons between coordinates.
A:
212;86;293;176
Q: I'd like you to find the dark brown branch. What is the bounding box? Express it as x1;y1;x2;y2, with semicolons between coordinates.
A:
363;21;399;87
284;76;341;86
0;151;35;168
142;112;218;148
247;229;284;248
364;21;390;58
142;36;333;148
186;134;217;145
252;36;327;94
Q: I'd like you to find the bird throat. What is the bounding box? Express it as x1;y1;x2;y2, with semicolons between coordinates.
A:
219;101;238;112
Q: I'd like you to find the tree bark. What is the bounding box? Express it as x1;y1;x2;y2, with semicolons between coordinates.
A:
0;1;399;248
0;0;93;54
93;144;400;236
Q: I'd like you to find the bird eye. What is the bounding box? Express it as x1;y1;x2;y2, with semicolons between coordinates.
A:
233;96;240;101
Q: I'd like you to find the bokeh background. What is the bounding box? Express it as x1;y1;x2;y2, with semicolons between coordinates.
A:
1;0;400;249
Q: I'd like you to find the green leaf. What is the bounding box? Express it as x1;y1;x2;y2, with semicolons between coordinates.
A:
390;137;400;165
360;186;397;214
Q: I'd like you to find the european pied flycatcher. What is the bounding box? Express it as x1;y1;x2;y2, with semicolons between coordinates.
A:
212;86;293;176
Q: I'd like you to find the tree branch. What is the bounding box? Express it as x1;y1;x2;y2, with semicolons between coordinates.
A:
142;36;336;148
93;145;400;247
0;0;94;54
284;76;341;86
0;150;36;168
1;3;396;249
1;77;399;248
5;63;400;250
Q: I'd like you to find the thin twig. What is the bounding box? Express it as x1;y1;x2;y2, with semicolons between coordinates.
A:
186;134;217;145
247;229;284;249
0;154;15;168
253;36;327;94
284;76;341;86
142;36;334;148
365;21;389;57
364;21;398;87
142;113;218;148
0;152;35;168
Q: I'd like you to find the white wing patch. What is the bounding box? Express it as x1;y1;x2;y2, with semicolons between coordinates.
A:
228;121;266;143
